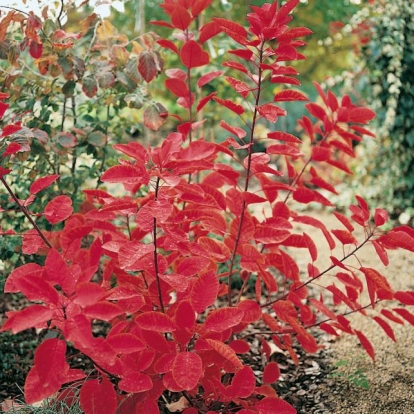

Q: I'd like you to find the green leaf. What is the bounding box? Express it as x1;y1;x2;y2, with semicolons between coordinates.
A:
116;71;137;92
62;80;76;97
56;132;76;148
88;131;107;147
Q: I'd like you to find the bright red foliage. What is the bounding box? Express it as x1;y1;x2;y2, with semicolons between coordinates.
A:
0;0;413;413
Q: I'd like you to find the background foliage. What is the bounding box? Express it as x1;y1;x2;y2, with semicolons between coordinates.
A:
353;0;414;218
324;0;414;221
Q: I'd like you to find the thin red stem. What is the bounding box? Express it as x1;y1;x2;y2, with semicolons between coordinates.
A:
152;177;165;313
0;176;52;249
227;42;265;306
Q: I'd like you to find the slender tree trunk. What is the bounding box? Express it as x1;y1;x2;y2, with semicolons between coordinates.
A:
135;0;145;34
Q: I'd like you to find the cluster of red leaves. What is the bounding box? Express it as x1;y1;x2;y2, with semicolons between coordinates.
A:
1;0;414;413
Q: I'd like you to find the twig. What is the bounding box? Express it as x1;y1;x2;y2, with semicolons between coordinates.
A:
0;176;52;249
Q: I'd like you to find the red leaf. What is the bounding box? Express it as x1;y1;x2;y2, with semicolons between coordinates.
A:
30;41;43;58
267;144;301;157
177;256;210;276
327;90;338;112
257;103;286;123
380;309;404;325
273;89;308;102
3;263;43;292
45;249;76;295
335;272;363;291
231;366;256;398
205;339;243;368
226;76;251;98
135;311;176;332
372;240;389;266
84;302;124;321
80;376;117;414
12;272;59;305
293;215;336;250
24;339;68;404
303;233;318;261
355;195;369;213
392;308;414;326
180;40;209;68
254;226;290;244
197;91;217;112
21;230;44;255
354;329;375;361
213;17;248;44
160;273;189;292
309;299;336;320
0;102;9;119
278;26;313;41
372;316;396;342
44;195;73;224
190;270;219;313
237;299;261;323
205;307;244;332
157;39;178;53
198;70;223;87
151;20;174;28
348;107;376;124
163;371;183;392
256;397;296;414
293;187;333;206
192;0;214;16
374;208;389;227
326;285;356;310
394;291;414;305
154;353;175;374
172;352;202;390
319;322;339;336
30;174;59;195
101;165;145;184
199;21;222;43
305;102;326;121
171;5;192;30
1;305;54;334
378;231;414;252
138;51;158;82
213;97;244;115
113;142;149;163
229;339;250;354
263;362;281;383
311;146;330;161
229;48;253;59
333;212;354;232
74;283;105;307
331;229;357;245
267;131;301;143
165;78;189;97
222;60;249;74
1;124;22;137
271;75;300;85
3;142;22;157
118;373;153;393
360;267;393;308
